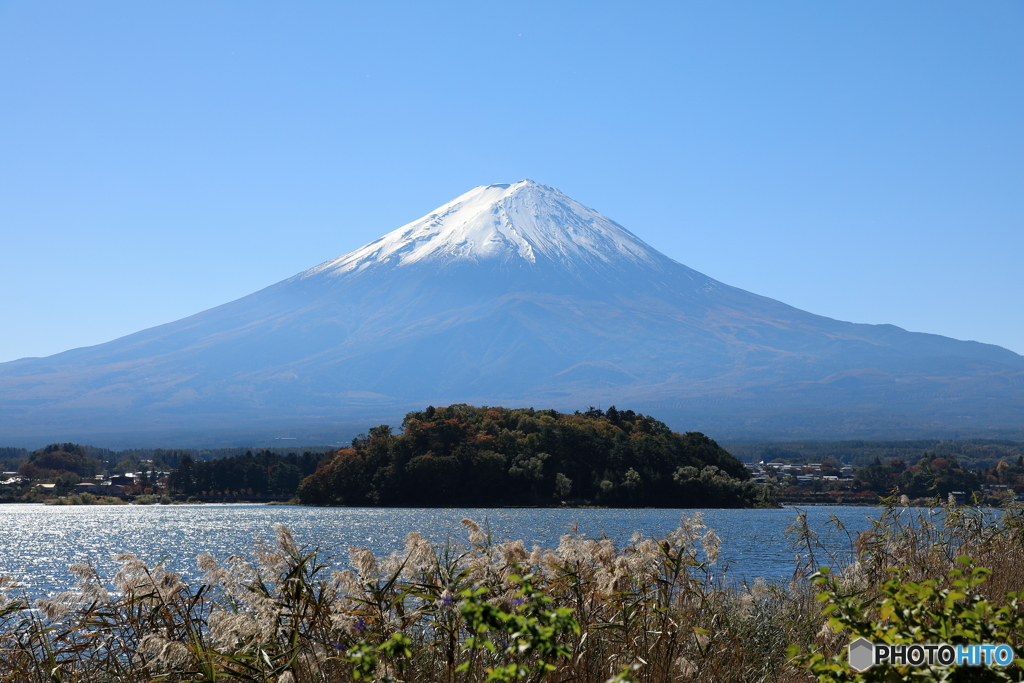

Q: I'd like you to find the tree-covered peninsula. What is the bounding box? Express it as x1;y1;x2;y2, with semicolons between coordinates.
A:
297;404;768;507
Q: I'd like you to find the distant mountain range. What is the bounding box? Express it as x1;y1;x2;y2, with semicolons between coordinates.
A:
2;180;1022;446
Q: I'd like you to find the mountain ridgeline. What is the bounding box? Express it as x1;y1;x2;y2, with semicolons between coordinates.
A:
295;404;765;508
2;179;1023;444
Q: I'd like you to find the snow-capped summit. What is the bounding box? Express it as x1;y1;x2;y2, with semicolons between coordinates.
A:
303;180;666;278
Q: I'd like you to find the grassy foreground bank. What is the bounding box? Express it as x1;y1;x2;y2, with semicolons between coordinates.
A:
2;501;1023;682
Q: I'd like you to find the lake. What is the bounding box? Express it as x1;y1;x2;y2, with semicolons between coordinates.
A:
0;504;891;597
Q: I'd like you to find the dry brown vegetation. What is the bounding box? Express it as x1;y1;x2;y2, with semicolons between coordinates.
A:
1;499;1023;683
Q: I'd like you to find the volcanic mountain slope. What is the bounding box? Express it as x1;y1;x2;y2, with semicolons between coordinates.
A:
2;180;1023;444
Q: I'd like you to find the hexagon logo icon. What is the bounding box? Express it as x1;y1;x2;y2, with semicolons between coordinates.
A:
848;637;875;672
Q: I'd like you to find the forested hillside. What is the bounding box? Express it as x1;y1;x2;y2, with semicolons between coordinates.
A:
297;405;766;508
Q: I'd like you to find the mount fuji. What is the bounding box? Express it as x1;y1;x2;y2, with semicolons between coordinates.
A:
3;180;1023;445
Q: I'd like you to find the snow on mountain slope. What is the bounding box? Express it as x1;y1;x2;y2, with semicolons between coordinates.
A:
302;180;667;277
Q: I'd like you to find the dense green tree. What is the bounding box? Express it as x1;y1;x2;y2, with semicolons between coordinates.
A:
18;443;101;480
852;453;986;499
168;451;321;497
0;447;29;473
297;404;762;508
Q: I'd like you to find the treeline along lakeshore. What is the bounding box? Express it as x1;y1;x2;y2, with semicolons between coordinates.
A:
1;405;762;507
7;403;1024;507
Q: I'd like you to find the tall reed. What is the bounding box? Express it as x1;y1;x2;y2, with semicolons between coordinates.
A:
1;499;1022;682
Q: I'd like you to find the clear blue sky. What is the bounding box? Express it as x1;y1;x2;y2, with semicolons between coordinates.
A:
2;1;1022;362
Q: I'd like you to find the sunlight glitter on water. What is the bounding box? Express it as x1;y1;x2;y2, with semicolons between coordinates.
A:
0;504;881;596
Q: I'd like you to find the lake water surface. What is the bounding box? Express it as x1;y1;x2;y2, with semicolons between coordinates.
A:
0;504;888;596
